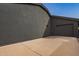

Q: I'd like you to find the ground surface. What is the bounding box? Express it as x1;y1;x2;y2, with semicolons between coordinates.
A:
0;36;79;56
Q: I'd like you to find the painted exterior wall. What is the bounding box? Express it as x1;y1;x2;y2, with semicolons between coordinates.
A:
51;16;78;37
0;4;50;45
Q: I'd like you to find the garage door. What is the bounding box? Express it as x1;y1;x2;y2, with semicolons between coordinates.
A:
53;24;76;37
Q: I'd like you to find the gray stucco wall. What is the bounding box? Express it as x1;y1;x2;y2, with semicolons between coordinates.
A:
43;19;51;37
0;4;50;45
51;17;78;37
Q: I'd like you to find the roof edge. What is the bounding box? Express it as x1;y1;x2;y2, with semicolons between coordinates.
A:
52;15;79;21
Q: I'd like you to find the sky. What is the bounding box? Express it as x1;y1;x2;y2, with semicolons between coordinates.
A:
43;3;79;18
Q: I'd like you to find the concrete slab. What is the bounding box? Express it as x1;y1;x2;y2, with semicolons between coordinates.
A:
0;36;79;56
25;36;79;56
0;43;39;56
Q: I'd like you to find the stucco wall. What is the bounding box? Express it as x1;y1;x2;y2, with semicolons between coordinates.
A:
51;16;78;37
0;4;50;45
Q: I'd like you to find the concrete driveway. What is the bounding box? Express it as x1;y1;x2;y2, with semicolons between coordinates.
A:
0;36;79;56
